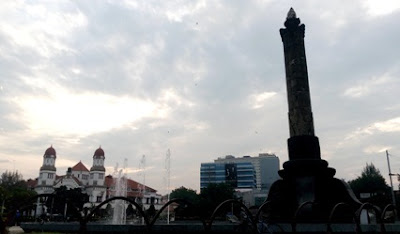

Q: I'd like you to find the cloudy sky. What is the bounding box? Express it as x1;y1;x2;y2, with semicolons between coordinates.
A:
0;0;400;194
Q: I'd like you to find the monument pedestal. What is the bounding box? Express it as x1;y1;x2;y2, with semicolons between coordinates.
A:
266;136;361;222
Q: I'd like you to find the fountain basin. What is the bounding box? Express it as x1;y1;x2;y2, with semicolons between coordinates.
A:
21;221;400;233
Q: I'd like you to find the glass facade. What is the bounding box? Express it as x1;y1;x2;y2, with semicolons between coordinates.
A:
200;162;256;189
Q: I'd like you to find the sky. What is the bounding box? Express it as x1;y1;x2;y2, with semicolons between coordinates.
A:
0;0;400;195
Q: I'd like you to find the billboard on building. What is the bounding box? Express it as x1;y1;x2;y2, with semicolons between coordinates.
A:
225;163;237;187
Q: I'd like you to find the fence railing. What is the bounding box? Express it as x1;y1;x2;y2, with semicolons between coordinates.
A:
2;193;398;233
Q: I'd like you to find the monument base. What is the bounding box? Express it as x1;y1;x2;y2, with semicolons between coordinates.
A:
265;158;361;222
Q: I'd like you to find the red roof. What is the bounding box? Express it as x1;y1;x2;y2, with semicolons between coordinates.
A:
94;147;105;158
104;175;156;197
71;161;89;172
26;178;38;188
44;145;56;158
57;175;83;186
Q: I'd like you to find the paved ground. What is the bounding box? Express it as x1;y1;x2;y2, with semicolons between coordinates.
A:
7;226;25;234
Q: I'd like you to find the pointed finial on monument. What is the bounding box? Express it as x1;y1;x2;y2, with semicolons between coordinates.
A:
283;7;301;31
287;7;296;19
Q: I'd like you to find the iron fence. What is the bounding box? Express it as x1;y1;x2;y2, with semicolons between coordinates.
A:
1;193;399;233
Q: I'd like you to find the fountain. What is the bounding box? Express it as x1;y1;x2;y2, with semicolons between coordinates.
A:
137;155;146;224
111;159;128;224
165;149;171;224
137;155;146;200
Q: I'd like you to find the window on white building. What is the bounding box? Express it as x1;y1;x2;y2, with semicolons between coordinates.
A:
93;180;97;186
48;173;53;179
90;174;94;179
99;173;104;179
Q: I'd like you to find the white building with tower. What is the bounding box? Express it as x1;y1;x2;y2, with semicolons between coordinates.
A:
35;146;57;195
33;146;162;216
86;147;107;204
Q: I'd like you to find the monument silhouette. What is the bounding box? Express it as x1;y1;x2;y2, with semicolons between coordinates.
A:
266;8;361;222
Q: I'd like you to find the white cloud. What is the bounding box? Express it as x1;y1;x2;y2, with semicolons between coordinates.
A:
345;117;400;140
104;165;144;177
343;74;393;98
363;145;390;154
374;117;400;132
363;0;400;17
0;2;87;58
56;158;83;169
174;55;208;83
164;1;207;22
11;85;165;137
158;88;195;108
183;122;209;131
249;91;277;109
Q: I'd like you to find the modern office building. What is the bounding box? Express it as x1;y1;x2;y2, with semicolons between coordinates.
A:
215;153;280;191
200;153;280;206
200;161;256;189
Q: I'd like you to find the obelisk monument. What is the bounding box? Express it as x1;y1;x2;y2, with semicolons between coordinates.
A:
266;8;361;222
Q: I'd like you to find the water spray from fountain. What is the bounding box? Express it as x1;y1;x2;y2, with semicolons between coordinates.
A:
112;159;128;224
138;155;146;197
165;149;171;224
138;155;146;224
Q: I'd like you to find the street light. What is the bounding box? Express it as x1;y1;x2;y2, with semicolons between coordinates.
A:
386;150;397;206
389;172;400;196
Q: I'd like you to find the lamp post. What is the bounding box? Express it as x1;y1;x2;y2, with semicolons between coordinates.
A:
386;150;397;206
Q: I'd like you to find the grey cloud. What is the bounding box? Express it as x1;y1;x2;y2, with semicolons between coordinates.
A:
1;1;400;190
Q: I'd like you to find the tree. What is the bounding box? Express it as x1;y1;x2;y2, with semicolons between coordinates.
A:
0;171;36;225
348;163;389;195
0;171;36;212
126;204;135;218
0;171;25;188
198;183;235;217
348;163;390;208
146;204;156;218
46;186;88;220
170;186;199;218
170;186;199;204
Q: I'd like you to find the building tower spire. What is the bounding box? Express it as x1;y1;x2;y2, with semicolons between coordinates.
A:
34;145;57;217
88;147;106;204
